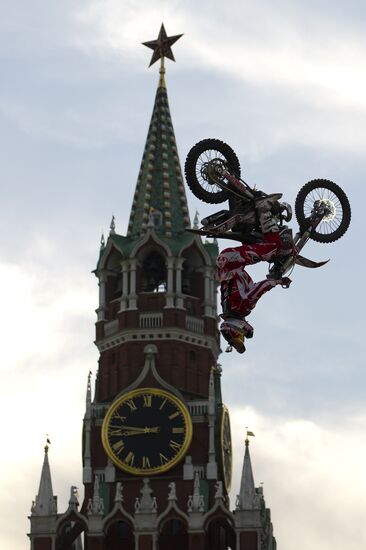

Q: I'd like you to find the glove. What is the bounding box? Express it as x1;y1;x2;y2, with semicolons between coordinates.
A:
279;277;292;288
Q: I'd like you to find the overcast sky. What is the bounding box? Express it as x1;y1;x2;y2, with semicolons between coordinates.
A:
1;1;365;549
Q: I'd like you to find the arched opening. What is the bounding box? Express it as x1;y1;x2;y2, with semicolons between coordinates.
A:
159;518;188;550
103;248;123;320
105;520;134;550
141;251;167;292
181;247;205;299
56;521;85;550
205;518;236;550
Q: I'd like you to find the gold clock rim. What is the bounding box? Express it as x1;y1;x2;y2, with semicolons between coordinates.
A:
220;405;232;492
101;387;193;476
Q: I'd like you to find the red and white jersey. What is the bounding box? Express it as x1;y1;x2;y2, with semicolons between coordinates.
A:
216;234;281;284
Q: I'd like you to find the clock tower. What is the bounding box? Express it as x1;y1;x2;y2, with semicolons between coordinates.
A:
29;25;277;550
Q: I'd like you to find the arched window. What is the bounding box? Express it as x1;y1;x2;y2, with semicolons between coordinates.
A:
206;518;236;550
105;520;134;550
105;249;122;301
159;518;187;550
56;521;85;550
141;251;167;292
181;247;205;299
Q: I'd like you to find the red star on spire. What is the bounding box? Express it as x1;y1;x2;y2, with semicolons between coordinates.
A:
142;23;183;67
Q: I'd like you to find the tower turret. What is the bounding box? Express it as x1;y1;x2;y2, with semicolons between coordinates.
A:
31;442;57;517
28;443;57;550
236;435;259;511
234;435;277;550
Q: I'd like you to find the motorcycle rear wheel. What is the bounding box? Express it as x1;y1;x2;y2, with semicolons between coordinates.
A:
184;138;241;204
295;179;351;243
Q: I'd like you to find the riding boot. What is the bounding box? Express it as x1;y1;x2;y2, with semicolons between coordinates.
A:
220;322;246;354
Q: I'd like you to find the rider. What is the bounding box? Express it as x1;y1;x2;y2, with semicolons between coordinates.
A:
217;202;294;353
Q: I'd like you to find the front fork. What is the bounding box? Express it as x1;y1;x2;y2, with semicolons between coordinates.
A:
268;212;325;278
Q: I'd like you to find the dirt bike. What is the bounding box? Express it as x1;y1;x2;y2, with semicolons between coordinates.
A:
184;139;351;280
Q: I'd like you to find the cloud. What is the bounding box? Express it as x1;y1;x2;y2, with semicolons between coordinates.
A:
74;0;366;113
230;406;366;550
0;254;95;371
69;0;366;157
0;251;95;549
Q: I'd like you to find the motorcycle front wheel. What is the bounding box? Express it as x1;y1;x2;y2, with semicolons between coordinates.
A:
295;179;351;243
184;138;241;204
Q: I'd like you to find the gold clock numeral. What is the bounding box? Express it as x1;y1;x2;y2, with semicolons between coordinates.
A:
111;440;125;454
124;451;135;466
159;399;167;410
172;427;184;434
159;453;169;465
114;413;127;422
108;427;122;436
168;411;180;420
143;394;152;407
126;399;137;412
142;456;151;469
169;440;181;452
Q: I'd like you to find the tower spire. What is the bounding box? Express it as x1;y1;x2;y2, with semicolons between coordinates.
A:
31;441;57;516
86;370;92;412
128;25;189;238
236;434;259;510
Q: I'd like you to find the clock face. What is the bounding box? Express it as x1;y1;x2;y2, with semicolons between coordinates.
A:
101;387;192;475
221;406;232;491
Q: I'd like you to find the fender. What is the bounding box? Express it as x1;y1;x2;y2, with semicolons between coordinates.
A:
295;255;329;269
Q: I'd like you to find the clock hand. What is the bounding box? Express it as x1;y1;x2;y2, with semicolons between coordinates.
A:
120;426;161;436
146;427;160;433
122;430;148;436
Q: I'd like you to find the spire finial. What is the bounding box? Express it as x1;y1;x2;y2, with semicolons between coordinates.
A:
168;481;177;501
87;370;92;395
193;210;200;229
109;215;116;235
142;23;183;87
245;428;255;445
115;482;124;503
208;368;215;414
68;486;79;511
135;478;157;514
159;57;166;88
100;232;105;250
187;472;205;513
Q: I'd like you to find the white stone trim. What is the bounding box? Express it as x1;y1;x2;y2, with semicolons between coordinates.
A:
95;328;219;356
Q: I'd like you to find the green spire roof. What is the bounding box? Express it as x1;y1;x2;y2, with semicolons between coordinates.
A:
127;65;190;238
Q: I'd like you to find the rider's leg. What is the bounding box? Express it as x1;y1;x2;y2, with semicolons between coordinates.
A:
225;276;277;318
220;269;276;339
220;275;274;353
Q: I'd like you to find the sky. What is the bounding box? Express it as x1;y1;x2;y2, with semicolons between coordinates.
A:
1;0;365;548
